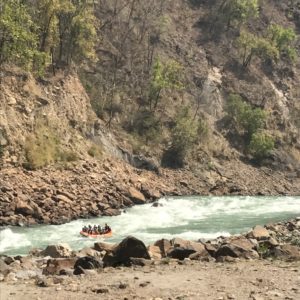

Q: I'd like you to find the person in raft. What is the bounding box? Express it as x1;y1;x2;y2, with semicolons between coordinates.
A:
103;223;111;233
82;224;111;234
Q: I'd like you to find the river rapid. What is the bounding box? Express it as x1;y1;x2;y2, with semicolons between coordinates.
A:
1;196;300;256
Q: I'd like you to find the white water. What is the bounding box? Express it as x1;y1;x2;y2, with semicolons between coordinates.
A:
0;196;300;256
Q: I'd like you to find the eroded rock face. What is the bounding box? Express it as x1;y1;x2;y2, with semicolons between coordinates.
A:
103;236;150;267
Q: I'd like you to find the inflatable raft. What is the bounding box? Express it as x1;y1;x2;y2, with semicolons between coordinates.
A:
80;231;112;238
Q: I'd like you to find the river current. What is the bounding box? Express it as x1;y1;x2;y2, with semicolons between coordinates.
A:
0;196;300;256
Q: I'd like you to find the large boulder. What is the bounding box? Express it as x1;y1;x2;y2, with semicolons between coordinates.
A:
189;248;212;261
94;242;116;253
42;258;77;275
167;247;196;260
147;245;162;260
154;239;172;257
77;247;100;258
247;225;270;240
15;200;34;216
0;259;10;276
41;244;72;258
127;187;146;204
270;245;300;261
74;256;103;275
103;236;150;267
215;242;259;259
14;199;42;219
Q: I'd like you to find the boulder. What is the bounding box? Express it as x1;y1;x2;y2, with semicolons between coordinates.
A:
271;244;300;261
94;242;116;253
247;225;270;240
154;239;172;257
55;194;72;204
215;243;259;259
189;249;212;261
15;200;34;216
204;243;218;257
41;244;72;258
42;258;77;275
0;259;10;276
171;238;205;252
103;236;150;267
73;256;103;275
147;245;162;260
77;247;100;257
129;257;153;266
127;187;146;204
167;247;196;260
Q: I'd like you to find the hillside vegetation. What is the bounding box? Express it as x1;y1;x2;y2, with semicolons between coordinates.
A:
0;0;300;174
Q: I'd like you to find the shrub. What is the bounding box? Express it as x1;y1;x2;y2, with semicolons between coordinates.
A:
226;94;266;139
24;123;78;169
218;0;259;29
162;107;198;168
130;110;162;144
24;126;60;169
148;58;184;110
59;150;78;162
88;144;102;159
248;132;274;161
268;24;297;62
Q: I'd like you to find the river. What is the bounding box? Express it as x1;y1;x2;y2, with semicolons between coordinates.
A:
0;196;300;256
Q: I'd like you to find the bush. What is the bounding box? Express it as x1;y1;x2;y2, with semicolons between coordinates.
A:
24;123;78;169
248;132;274;161
24;126;60;169
87;144;102;159
161;107;198;168
226;94;266;139
130;110;162;144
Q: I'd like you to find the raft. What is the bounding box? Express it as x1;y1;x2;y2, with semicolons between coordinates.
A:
80;231;112;238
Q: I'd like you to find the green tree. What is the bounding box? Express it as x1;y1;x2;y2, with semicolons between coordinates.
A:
218;0;259;29
248;131;274;161
268;24;297;61
0;0;43;70
162;107;198;168
148;58;184;110
237;30;279;67
226;94;267;139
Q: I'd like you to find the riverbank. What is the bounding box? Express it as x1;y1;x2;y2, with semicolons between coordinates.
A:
1;157;299;227
0;218;299;299
1;260;299;300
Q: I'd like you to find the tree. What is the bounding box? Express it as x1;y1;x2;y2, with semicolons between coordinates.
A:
226;94;267;139
237;30;279;67
218;0;259;29
161;107;198;168
268;24;297;62
248;131;274;161
148;58;184;110
0;0;43;70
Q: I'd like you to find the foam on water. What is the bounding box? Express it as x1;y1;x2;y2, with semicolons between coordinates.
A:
1;196;299;255
0;228;31;253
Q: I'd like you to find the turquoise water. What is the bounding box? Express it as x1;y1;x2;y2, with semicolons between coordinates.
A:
0;196;299;256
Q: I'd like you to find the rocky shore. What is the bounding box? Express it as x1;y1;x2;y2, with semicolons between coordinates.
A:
1;218;299;300
1;157;299;227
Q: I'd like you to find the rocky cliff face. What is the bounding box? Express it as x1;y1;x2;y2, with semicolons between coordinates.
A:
0;1;300;226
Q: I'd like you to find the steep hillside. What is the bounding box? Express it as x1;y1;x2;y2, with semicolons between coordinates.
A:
0;0;300;226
